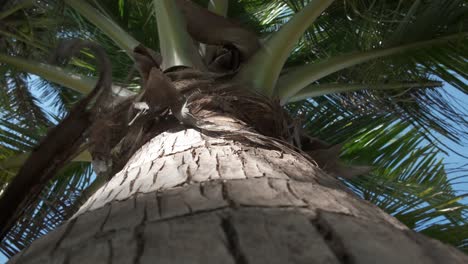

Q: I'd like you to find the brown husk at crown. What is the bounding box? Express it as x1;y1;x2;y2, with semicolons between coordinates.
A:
89;59;371;182
175;0;260;61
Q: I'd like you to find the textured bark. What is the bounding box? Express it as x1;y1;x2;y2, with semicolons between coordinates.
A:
9;128;467;264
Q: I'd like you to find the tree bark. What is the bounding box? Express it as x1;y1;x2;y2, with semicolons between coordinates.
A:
8;128;467;264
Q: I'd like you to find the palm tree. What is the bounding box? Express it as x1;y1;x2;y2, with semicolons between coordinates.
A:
0;0;467;262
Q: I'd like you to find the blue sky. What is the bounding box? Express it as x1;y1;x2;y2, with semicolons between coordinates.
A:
431;85;468;196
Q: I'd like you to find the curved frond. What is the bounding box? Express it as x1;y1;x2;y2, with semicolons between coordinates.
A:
238;0;334;95
289;97;468;251
64;0;140;55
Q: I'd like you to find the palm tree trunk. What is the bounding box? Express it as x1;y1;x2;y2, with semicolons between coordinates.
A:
9;128;467;263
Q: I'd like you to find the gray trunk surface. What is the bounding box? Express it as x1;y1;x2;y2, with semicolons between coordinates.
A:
9;128;467;263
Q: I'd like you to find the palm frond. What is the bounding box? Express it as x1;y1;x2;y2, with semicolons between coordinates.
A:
0;162;94;257
238;0;334;95
153;0;204;69
289;96;468;251
64;0;140;55
0;115;94;258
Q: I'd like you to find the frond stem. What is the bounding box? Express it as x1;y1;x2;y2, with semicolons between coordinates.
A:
208;0;228;16
153;0;204;70
237;0;335;96
278;33;467;103
0;53;95;94
65;0;140;56
289;81;442;102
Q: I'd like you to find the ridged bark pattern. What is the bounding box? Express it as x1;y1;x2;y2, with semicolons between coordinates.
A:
9;129;467;263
